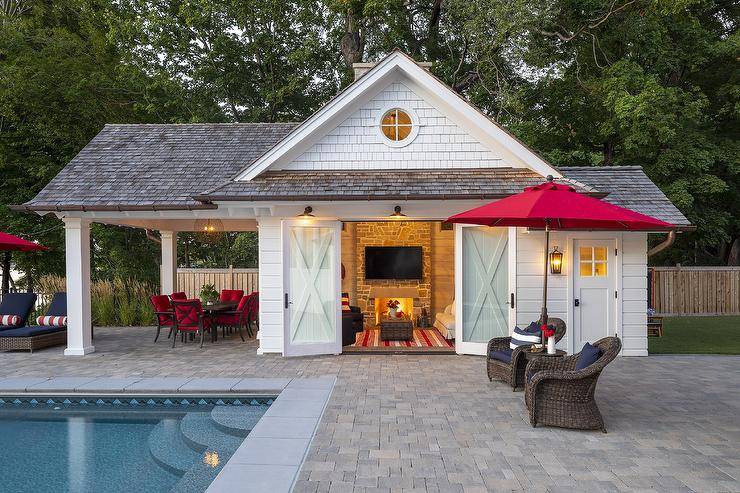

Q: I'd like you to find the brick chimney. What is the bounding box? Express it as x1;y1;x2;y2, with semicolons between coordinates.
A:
353;61;433;81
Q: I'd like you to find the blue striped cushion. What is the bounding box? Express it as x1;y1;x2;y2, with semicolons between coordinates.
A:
510;321;541;349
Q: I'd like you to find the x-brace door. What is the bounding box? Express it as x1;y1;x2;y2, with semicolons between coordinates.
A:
282;219;341;357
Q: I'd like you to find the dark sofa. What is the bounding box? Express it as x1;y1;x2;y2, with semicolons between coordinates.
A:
342;306;364;346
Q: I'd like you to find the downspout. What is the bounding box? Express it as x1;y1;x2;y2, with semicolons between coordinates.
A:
647;230;676;257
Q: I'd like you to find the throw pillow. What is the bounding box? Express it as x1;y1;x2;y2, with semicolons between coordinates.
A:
575;342;602;370
37;315;67;327
0;314;20;326
509;321;541;350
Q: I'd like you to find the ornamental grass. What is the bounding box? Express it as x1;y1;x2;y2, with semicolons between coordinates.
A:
38;275;156;326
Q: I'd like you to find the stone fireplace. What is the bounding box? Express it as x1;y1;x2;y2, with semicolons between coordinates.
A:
353;221;432;327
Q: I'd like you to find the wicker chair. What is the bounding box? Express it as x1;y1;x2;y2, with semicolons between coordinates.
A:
486;318;566;390
525;336;621;432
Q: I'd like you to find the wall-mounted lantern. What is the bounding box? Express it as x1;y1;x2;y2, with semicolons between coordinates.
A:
549;246;563;274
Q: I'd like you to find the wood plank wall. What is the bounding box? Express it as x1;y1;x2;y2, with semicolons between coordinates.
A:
650;266;740;315
177;268;259;299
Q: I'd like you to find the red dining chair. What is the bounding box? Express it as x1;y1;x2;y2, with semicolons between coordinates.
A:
150;295;175;342
246;291;259;336
171;299;211;348
215;295;251;341
170;291;187;301
219;289;244;302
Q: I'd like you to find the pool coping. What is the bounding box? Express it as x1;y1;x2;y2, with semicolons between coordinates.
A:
0;375;336;493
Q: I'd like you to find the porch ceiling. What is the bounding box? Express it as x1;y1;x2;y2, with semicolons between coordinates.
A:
94;218;258;232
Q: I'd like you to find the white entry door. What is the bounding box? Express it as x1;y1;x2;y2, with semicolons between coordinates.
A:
455;225;514;355
573;240;616;350
282;220;341;357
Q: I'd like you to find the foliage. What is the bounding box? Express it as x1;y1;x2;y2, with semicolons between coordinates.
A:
198;283;219;303
648;316;740;354
38;274;155;326
1;0;738;277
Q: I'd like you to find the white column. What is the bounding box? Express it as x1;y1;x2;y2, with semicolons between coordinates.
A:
160;231;178;295
64;217;94;355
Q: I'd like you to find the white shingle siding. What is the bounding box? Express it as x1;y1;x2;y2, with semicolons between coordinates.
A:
621;233;648;356
279;81;506;171
516;230;571;351
256;217;283;354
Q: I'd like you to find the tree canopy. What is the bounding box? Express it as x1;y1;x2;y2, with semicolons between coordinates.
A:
0;0;737;290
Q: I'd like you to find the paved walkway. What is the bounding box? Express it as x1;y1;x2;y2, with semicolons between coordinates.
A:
1;327;739;492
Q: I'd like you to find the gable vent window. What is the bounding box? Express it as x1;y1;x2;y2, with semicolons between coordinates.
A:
380;109;413;142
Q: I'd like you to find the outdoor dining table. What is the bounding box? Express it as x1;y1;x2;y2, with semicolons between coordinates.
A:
201;300;239;342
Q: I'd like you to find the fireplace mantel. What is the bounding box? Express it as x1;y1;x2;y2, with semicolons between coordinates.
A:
369;287;419;298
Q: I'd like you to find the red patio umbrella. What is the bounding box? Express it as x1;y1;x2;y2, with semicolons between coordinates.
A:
0;231;48;252
447;176;674;329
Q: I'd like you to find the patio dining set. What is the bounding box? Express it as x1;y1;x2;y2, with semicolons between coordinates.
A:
150;289;259;348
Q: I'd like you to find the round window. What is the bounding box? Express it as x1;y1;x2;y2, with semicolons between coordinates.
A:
380;109;413;142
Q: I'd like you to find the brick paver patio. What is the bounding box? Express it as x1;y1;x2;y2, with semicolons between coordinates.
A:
1;327;738;492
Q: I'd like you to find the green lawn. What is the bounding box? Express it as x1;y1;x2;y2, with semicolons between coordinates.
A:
648;316;740;354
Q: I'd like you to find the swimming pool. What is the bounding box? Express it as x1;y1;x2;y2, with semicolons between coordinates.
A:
0;396;271;493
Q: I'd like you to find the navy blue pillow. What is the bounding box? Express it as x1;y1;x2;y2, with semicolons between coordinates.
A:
575;343;602;371
490;349;512;364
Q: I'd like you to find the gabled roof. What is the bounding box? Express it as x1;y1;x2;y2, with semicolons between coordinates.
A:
196;169;596;202
18;123;297;211
561;166;691;226
233;50;561;181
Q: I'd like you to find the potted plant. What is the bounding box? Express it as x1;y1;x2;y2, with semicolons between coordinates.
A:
387;299;400;318
199;283;219;305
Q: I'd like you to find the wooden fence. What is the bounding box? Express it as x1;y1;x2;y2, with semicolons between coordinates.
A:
649;266;740;316
177;268;259;299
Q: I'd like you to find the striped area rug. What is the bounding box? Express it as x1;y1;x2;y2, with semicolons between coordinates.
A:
353;328;454;348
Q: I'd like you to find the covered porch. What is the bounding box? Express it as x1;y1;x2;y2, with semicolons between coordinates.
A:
58;213;258;355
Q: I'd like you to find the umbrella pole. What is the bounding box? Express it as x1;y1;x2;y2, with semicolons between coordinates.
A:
540;219;550;328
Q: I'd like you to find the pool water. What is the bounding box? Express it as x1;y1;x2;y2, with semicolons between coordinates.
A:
0;399;269;493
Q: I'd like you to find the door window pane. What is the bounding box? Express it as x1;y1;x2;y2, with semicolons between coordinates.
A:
594;247;607;261
594;262;607;277
580;262;593;277
579;246;592;261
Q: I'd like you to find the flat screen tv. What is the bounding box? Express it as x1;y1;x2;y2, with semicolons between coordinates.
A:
365;246;422;280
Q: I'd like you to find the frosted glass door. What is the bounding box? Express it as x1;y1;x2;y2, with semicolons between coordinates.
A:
283;221;341;356
461;227;510;346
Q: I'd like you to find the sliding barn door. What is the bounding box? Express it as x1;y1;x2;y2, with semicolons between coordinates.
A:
282;220;341;357
456;225;514;355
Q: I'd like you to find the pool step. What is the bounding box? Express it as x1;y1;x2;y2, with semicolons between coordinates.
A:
210;404;266;437
169;453;231;493
180;412;244;453
148;418;201;476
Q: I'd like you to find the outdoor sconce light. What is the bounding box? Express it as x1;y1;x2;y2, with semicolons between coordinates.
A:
298;206;314;217
389;205;406;218
549;246;563;274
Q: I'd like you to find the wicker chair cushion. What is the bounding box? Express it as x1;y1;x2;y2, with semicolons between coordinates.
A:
575;342;603;370
0;325;65;337
490;349;512;364
510;322;541;349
